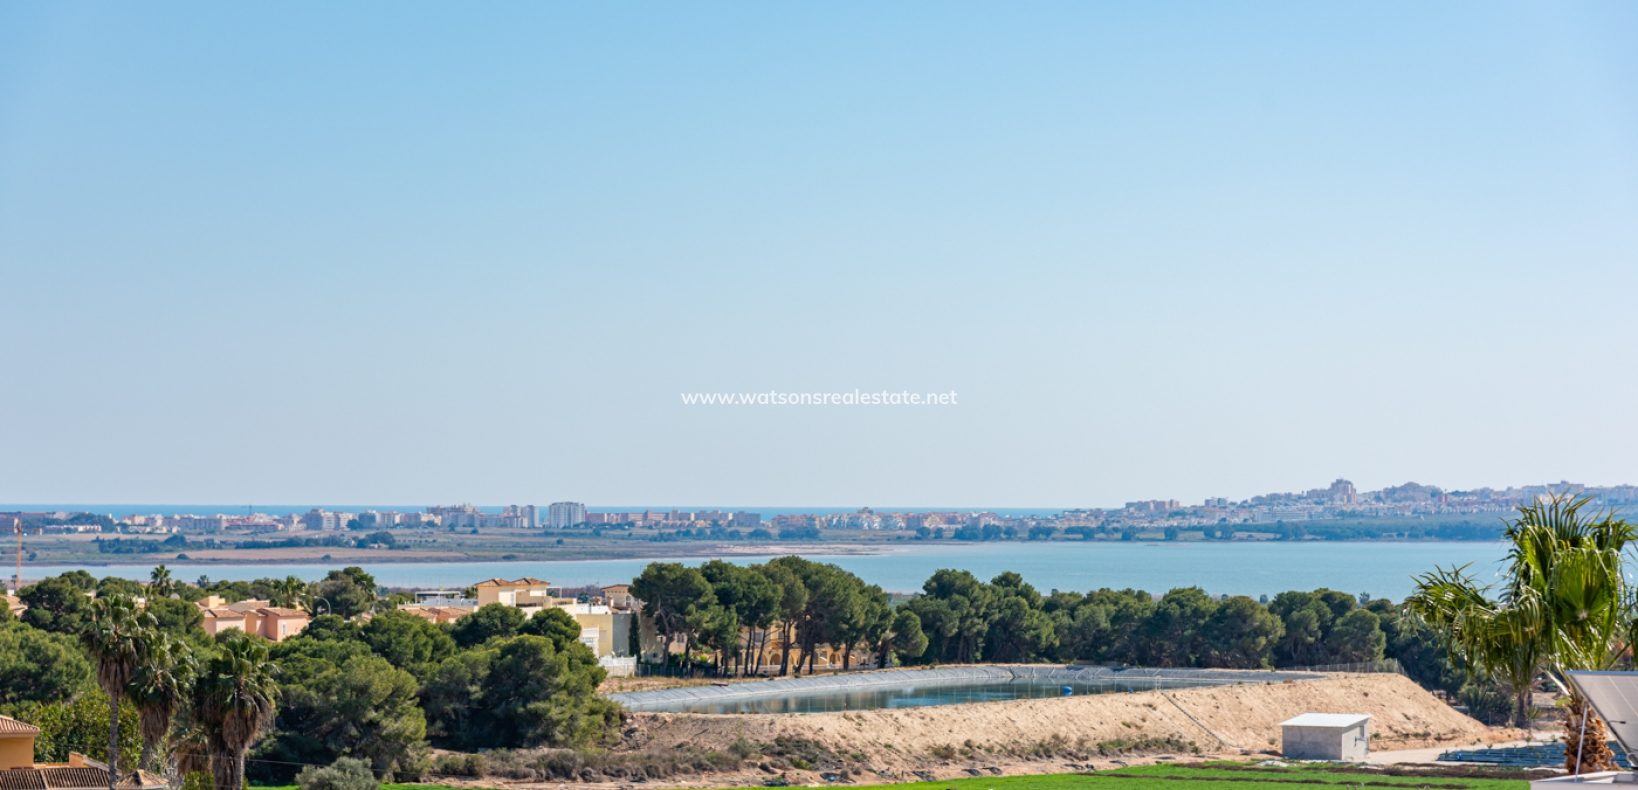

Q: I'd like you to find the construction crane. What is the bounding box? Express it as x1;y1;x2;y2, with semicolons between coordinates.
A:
12;517;20;596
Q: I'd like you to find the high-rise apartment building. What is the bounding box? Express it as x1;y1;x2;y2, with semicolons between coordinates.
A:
548;502;587;528
499;505;539;528
299;509;356;530
429;504;483;528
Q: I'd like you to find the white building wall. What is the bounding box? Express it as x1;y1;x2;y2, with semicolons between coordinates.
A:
1282;722;1369;761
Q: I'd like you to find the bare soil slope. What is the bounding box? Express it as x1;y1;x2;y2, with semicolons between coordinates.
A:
625;672;1515;777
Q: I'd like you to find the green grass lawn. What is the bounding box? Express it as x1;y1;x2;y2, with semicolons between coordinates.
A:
1090;764;1532;790
254;763;1538;790
754;764;1536;790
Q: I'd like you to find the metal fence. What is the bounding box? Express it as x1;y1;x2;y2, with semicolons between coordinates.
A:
608;664;1331;713
1278;659;1404;675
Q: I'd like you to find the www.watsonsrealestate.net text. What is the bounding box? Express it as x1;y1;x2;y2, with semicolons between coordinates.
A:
680;390;957;406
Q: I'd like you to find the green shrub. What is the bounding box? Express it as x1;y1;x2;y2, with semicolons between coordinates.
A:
0;689;140;763
1458;681;1514;726
296;758;380;790
729;736;759;760
429;753;486;778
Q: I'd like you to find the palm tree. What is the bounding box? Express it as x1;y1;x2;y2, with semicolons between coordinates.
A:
149;566;176;598
268;576;309;610
1407;568;1543;729
81;595;157;790
193;633;278;790
167;711;210;790
1407;495;1635;773
129;631;197;773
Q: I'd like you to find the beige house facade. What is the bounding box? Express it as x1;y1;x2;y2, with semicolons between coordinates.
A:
463;578;636;673
474;577;554;609
196;597;309;642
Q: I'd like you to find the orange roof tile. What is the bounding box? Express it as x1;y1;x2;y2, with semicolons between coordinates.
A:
0;714;42;735
473;577;550;588
0;766;170;790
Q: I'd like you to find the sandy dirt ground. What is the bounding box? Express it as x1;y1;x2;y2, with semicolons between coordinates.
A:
168;548;472;562
571;672;1521;789
709;544;884;556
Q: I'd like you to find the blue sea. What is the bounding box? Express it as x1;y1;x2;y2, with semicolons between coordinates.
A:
22;540;1511;601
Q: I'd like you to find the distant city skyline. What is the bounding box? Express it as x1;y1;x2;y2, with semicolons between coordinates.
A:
2;3;1634;505
6;476;1631;520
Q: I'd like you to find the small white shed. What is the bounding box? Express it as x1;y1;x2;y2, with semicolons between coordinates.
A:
1279;713;1371;761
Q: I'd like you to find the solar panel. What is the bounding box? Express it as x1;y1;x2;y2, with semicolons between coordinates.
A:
1565;671;1638;761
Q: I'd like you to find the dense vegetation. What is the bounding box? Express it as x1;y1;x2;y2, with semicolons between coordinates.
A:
1;566;618;788
8;498;1574;790
1407;496;1636;771
630;557;1508;719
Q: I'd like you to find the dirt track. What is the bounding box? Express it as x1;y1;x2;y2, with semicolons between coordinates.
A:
616;672;1520;784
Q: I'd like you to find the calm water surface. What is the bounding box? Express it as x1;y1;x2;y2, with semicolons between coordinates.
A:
633;678;1233;715
27;541;1509;600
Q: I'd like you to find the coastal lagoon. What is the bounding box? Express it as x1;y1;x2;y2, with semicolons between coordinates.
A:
27;540;1511;600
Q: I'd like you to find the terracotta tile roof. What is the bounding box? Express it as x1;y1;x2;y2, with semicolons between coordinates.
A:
124;771;169;789
473;577;550;588
0;714;42;735
255;607;308;617
0;770;46;790
4;754;168;790
23;767;167;790
43;769;112;789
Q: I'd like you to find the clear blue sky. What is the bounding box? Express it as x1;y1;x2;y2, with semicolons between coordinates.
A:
1;2;1634;508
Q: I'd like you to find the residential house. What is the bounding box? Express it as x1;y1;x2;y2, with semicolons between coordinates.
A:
0;715;169;790
469;578;637;675
195;597;309;642
473;578;554;610
600;584;637;611
398;605;474;625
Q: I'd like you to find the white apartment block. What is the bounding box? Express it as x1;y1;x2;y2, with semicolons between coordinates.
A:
548;502;587;528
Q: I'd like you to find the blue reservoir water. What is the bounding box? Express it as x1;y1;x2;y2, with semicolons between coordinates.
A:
24;540;1509;601
637;678;1196;715
608;667;1328;714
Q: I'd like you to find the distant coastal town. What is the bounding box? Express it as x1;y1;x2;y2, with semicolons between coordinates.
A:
7;478;1633;546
